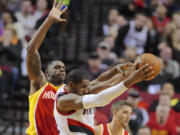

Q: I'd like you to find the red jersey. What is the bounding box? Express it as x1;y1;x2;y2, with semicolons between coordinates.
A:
99;123;129;135
26;83;64;135
147;112;177;135
152;15;170;34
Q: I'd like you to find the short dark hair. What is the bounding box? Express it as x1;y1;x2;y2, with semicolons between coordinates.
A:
45;60;64;73
135;11;149;18
66;69;89;84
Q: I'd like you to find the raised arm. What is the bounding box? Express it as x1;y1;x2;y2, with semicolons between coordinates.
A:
88;62;133;94
26;0;67;94
57;64;154;113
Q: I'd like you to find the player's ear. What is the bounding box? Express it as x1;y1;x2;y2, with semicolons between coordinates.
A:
113;110;118;117
68;81;75;89
45;70;50;78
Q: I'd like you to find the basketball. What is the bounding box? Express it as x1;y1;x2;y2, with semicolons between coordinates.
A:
135;53;161;80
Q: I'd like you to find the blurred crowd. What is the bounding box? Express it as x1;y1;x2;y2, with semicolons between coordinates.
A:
90;0;180;135
0;0;180;135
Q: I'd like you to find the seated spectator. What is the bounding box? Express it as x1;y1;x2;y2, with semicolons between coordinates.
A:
103;9;119;36
1;10;26;46
0;25;22;98
118;47;137;63
33;0;49;21
159;46;180;82
151;4;170;35
96;41;118;66
103;35;115;50
115;15;127;29
148;105;177;135
114;12;151;56
127;89;149;135
15;0;36;41
82;52;108;80
145;17;160;54
138;126;151;135
150;82;180;112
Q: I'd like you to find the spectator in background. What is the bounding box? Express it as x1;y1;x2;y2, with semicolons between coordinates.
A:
115;15;127;29
137;126;151;135
127;89;149;135
103;9;119;36
150;82;180;112
83;52;108;80
145;17;160;54
151;4;170;35
108;15;127;38
159;46;180;82
15;0;36;41
149;92;180;134
33;0;49;21
119;47;137;63
148;105;177;135
114;12;151;56
96;41;118;66
104;35;115;50
1;10;26;46
0;0;8;12
0;25;22;98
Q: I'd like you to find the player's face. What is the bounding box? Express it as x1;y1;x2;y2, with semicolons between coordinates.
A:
47;61;66;85
115;105;132;128
74;79;90;95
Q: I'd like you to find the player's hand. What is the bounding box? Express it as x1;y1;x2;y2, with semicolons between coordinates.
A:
124;63;155;88
116;62;133;77
48;0;68;22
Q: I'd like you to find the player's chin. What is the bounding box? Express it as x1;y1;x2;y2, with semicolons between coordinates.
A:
123;122;129;127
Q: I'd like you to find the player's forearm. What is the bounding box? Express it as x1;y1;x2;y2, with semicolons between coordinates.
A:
88;73;124;94
28;16;54;54
83;82;128;109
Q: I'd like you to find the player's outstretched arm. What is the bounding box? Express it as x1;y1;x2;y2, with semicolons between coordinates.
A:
27;0;67;94
57;64;154;113
88;62;133;94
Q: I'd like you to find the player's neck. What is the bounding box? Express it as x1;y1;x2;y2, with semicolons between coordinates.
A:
110;119;124;135
49;80;63;87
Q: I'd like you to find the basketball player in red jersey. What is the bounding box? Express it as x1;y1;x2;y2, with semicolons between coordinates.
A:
26;0;138;134
95;100;132;135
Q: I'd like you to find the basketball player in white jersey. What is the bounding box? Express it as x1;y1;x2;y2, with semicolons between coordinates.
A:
54;64;154;135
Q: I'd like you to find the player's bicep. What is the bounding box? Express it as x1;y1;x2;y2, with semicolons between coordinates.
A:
57;93;84;113
26;48;44;80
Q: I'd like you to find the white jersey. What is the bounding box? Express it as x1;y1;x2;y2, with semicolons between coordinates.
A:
54;85;95;135
124;20;148;55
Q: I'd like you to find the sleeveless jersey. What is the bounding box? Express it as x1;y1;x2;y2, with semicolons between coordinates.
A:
26;82;64;135
99;123;129;135
54;85;95;135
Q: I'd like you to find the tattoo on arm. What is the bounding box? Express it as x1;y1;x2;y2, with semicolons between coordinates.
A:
26;50;42;80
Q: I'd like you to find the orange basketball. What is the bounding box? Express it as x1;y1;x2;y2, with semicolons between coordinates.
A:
135;53;161;80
